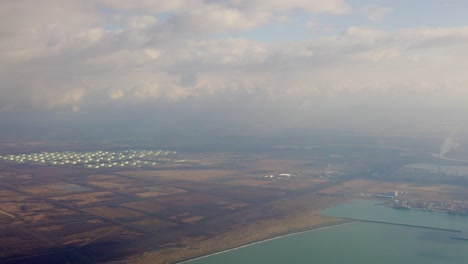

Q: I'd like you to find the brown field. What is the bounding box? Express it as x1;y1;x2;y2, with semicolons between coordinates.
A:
120;169;240;181
131;217;178;232
86;174;187;197
84;206;144;219
59;225;119;246
88;181;129;189
132;194;349;264
87;174;124;181
134;185;186;198
0;228;52;259
4;173;34;180
0;190;29;203
13;166;87;179
134;191;165;198
0;154;346;263
32;224;64;233
121;200;166;214
0;189;24;197
226;179;268;186
212;187;287;203
52;191;122;206
0;200;79;224
87;174;144;187
0;195;30;203
250;178;327;191
163;180;229;192
20;183;91;196
155;193;237;208
243;157;307;172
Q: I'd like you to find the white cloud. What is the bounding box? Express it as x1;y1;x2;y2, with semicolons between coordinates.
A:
125;15;158;29
306;21;316;29
97;0;351;34
230;0;352;14
362;4;392;21
134;81;161;98
166;4;271;33
97;0;187;13
109;89;124;100
99;0;352;15
1;0;468;118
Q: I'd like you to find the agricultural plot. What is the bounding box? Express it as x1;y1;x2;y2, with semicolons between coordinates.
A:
0;150;346;264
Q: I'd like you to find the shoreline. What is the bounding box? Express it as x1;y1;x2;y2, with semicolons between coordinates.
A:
177;220;356;264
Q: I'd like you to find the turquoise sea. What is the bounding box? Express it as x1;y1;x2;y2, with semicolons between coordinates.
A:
184;200;468;264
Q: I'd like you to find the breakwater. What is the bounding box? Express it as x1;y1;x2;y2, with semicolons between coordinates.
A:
357;219;462;233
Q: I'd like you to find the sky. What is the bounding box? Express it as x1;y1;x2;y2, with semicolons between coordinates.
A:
1;0;468;141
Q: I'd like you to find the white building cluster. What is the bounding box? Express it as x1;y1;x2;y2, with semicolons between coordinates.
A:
0;150;177;169
263;173;296;179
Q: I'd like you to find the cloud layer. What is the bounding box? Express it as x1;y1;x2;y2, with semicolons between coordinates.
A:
1;0;468;137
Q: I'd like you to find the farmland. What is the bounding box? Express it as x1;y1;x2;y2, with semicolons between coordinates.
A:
0;149;350;263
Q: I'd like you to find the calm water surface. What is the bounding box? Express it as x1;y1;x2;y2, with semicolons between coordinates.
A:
185;200;468;264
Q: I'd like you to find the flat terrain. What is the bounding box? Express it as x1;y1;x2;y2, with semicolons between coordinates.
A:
0;152;350;264
1;143;463;264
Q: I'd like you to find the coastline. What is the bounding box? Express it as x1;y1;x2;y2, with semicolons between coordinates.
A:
177;220;355;264
129;196;353;264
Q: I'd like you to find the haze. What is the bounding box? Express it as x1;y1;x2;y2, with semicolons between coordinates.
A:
1;0;468;141
3;3;468;263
